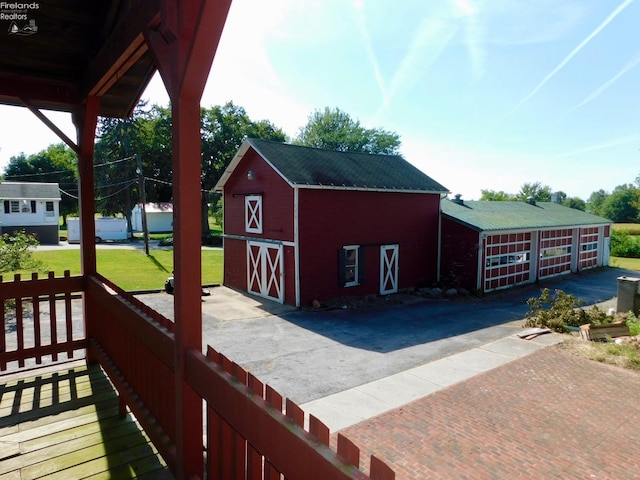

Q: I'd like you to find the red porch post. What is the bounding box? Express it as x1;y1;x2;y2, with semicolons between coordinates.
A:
145;1;231;478
73;95;101;364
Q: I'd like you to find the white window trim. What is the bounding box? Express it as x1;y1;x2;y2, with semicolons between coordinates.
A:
245;195;263;234
344;245;359;287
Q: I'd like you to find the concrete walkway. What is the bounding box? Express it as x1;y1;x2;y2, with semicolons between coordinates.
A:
301;329;563;431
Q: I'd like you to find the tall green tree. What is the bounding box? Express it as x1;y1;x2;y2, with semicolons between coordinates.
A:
94;102;170;232
562;197;586;211
200;102;286;235
586;189;608;216
4;144;78;225
600;184;640;223
294;107;401;155
479;189;513;201
515;182;552;202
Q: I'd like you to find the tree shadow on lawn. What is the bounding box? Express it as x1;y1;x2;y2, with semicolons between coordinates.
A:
280;267;634;354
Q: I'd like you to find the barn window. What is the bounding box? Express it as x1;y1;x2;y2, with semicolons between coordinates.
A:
245;195;263;233
339;245;365;287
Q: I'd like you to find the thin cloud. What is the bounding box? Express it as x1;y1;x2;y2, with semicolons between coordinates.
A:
509;0;635;115
385;18;457;107
554;132;640;159
569;49;640;111
353;0;387;102
455;0;487;78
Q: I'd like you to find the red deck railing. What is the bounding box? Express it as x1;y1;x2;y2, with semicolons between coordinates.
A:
0;271;85;372
0;271;396;480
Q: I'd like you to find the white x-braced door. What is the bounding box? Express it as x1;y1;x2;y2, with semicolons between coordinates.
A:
380;244;399;295
247;241;284;303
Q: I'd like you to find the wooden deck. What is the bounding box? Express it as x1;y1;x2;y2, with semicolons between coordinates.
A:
0;360;174;480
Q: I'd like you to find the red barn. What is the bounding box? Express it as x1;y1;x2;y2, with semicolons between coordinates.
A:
441;196;612;295
215;138;449;306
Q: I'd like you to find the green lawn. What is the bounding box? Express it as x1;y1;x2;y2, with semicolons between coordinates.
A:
20;249;223;292
613;223;640;235
610;256;640;272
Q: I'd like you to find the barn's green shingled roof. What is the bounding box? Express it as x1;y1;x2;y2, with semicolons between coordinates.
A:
441;199;611;232
244;138;449;193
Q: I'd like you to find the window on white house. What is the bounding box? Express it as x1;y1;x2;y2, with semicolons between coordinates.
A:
10;200;20;213
45;201;55;217
245;195;263;233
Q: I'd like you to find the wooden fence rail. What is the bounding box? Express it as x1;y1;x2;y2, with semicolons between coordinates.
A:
0;271;85;372
86;274;178;472
1;272;397;480
186;346;395;480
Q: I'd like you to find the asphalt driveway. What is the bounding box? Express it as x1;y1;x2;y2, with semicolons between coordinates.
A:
139;266;634;404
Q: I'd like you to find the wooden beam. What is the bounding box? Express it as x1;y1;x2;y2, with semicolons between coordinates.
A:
21;99;79;153
82;0;162;99
0;74;81;111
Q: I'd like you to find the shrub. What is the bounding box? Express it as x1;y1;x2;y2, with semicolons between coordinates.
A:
523;288;619;332
0;231;44;274
1;231;45;313
610;229;640;258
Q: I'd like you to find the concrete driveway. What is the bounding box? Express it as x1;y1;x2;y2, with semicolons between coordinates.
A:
138;266;634;405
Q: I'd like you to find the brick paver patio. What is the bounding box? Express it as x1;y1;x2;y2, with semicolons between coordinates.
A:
340;344;640;479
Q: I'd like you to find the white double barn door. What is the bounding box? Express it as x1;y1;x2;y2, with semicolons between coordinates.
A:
247;241;284;303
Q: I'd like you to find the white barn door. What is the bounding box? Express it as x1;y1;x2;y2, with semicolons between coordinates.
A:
380;245;399;295
247;241;284;303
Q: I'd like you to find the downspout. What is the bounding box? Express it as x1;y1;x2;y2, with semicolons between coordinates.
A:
294;187;300;307
436;194;445;283
476;232;484;292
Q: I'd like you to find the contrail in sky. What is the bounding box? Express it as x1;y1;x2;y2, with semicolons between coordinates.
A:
509;0;635;114
569;49;640;111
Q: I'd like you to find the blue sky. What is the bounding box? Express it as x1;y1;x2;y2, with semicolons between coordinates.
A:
1;0;639;200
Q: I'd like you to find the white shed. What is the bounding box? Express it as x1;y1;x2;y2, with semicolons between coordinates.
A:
131;202;173;233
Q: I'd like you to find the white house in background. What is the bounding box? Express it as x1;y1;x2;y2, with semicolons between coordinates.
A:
0;182;61;245
131;202;173;233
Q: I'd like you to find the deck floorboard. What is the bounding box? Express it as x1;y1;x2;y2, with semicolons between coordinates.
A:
0;361;173;479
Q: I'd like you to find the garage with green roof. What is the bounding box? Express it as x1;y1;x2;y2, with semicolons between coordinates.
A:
441;196;612;294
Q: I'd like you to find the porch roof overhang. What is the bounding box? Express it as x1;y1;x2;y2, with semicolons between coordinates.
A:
0;0;162;119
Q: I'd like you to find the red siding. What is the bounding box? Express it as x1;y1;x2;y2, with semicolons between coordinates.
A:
440;217;480;292
223;237;247;290
296;189;440;306
222;150;294;242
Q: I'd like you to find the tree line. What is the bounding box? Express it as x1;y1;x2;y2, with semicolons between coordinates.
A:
481;179;640;223
1;100;638;229
1;104;400;236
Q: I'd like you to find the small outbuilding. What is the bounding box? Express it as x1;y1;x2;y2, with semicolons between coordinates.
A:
441;196;612;294
215;138;449;306
0;181;61;244
131;202;173;233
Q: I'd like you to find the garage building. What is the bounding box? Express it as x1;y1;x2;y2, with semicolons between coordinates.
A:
441;196;612;294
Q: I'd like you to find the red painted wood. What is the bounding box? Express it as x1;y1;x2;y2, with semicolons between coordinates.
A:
186;350;379;480
74;95;100;277
369;455;395;480
222;149;295;243
286;398;304;428
246;373;264;480
0;300;5;371
31;273;42;365
337;434;360;469
297;190;440;305
48;272;59;362
309;415;330;447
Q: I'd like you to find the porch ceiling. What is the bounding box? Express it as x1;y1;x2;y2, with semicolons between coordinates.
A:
0;0;161;118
